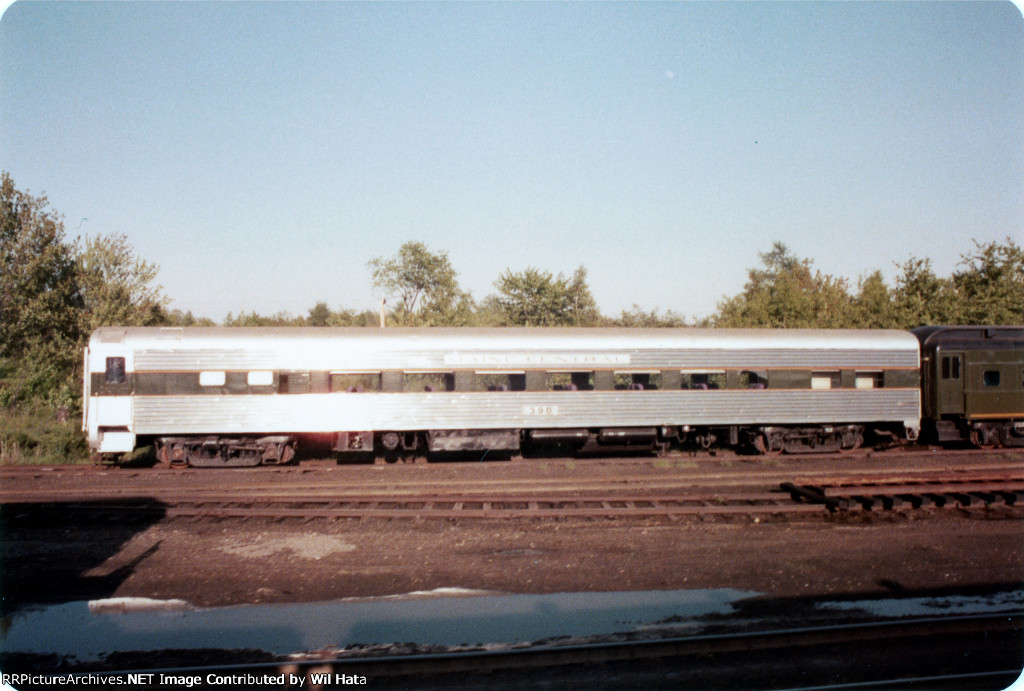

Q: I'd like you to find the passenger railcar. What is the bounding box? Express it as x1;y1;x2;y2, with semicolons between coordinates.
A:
83;327;923;466
913;326;1024;448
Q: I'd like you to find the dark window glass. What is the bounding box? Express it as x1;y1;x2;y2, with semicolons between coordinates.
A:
613;372;660;390
941;357;950;379
682;372;725;390
548;372;595;391
330;373;381;392
475;373;528;392
279;372;311;394
952;357;961;379
403;373;454;392
105;357;126;384
983;370;1001;387
741;370;768;389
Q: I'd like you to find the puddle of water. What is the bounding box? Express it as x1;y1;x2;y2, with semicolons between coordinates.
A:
0;588;757;660
817;590;1024;618
7;587;1020;663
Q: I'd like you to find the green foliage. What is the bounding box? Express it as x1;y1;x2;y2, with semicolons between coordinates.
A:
614;304;688;328
326;307;380;327
714;239;1023;329
0;172;83;361
223;310;305;326
0;406;89;465
307;301;331;327
491;266;601;326
713;243;854;328
851;270;899;329
77;233;168;332
1;173;170;422
951;238;1023;325
166;309;216;326
368;241;475;326
891;257;957;327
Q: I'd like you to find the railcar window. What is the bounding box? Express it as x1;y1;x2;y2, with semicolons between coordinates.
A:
279;373;311;394
941;356;962;380
104;357;126;384
614;372;660;390
740;370;768;389
404;372;454;392
549;372;595;391
811;372;841;390
331;373;381;392
199;371;226;387
475;372;527;391
983;370;1001;387
855;371;884;389
247;371;274;387
681;372;724;390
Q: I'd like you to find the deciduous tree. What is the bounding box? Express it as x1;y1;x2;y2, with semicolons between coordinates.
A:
0;173;83;409
713;242;853;328
891;257;957;327
0;173;82;359
491;266;601;326
367;242;474;326
950;238;1023;325
77;233;168;333
851;270;899;328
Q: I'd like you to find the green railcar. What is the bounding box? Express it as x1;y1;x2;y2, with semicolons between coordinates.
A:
914;326;1024;447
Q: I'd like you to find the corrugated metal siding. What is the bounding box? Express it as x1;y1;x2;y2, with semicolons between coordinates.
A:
133;347;918;372
132;390;921;435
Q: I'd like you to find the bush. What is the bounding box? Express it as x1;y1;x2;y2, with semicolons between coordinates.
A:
0;408;90;465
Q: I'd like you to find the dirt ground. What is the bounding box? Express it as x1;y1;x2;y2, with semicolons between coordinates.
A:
3;505;1022;613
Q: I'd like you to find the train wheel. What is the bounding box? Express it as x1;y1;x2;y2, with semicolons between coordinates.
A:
154;443;172;468
838;428;864;454
754;432;784;456
838;438;862;454
970;425;1001;450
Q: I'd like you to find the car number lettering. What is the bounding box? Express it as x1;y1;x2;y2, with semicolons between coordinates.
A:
523;405;559;416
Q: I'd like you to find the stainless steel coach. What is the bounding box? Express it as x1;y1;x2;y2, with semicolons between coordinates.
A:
83;327;922;465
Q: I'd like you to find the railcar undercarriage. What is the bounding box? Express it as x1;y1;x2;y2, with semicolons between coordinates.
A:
930;419;1024;449
155;436;296;467
151;422;906;467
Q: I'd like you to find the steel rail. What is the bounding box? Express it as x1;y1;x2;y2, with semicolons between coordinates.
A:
4;494;823;520
5;474;1024;520
4;464;1022;496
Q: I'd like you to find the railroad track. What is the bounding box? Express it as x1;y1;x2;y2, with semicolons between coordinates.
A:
782;472;1024;511
3;471;1023;522
0;490;818;521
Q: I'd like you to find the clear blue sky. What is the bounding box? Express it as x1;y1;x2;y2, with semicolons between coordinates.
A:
2;1;1021;321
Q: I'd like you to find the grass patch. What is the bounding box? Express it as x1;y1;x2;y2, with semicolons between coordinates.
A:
0;408;90;465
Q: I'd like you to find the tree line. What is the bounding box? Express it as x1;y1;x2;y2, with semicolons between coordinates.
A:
2;171;1022;423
